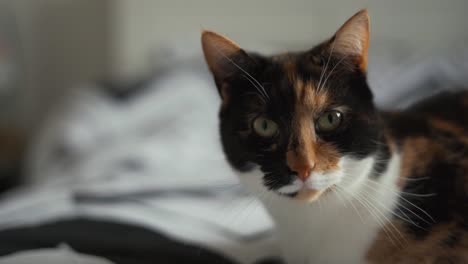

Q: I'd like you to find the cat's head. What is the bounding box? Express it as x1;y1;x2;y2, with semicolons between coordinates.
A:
202;10;382;203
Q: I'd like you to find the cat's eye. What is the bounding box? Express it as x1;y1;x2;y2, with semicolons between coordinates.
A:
253;116;279;137
316;110;343;132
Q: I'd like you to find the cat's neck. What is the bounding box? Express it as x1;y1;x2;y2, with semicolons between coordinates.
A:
237;112;404;263
253;140;402;263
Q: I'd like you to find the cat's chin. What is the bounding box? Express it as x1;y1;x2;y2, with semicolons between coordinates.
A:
292;187;328;203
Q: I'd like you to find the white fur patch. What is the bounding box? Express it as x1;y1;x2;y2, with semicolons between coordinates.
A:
236;154;402;264
277;179;302;194
305;167;343;190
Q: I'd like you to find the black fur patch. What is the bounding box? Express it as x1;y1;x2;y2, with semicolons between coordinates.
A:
399;159;463;238
385;91;468;240
442;230;463;248
369;137;391;179
215;47;382;194
409;90;468;131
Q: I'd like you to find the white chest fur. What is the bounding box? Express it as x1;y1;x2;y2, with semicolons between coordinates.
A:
237;154;401;264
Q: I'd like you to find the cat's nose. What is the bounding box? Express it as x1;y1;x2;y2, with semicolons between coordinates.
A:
294;163;314;181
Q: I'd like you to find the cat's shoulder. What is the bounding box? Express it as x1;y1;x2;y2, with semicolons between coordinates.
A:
382;89;468;144
407;89;468;128
381;90;468;180
367;89;468;263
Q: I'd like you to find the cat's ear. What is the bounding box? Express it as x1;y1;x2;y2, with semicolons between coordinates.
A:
202;30;254;83
329;9;370;72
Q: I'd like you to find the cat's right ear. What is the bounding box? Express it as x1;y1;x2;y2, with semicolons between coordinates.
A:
202;30;253;101
327;9;370;73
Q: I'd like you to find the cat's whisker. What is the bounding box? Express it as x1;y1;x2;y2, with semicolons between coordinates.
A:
369;139;388;146
339;177;428;230
354;190;407;247
355;179;435;226
398;176;430;182
339;185;401;247
335;185;366;224
319;54;350;92
397;192;437;198
317;37;337;92
364;179;436;223
338;186;399;247
361;176;436;197
341;169;435;198
242;91;267;104
212;45;270;100
352;180;422;228
331;186;348;209
240;74;269;102
201;10;468;261
357;184;428;231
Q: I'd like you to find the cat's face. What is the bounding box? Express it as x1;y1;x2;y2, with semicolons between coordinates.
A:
203;10;382;202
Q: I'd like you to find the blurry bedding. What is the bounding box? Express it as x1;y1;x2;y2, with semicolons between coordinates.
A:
0;46;467;264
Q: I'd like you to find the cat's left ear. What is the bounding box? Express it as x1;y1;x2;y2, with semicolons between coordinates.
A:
202;30;257;102
201;30;255;82
329;9;370;72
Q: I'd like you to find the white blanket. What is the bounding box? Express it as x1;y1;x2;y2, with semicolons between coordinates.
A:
1;47;467;263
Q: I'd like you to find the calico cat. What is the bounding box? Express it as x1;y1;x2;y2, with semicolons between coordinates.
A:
201;9;468;264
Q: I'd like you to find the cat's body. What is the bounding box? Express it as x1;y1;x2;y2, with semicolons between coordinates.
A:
367;92;468;263
202;9;468;264
239;91;468;263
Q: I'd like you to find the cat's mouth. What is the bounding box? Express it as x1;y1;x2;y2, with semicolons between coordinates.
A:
275;173;340;202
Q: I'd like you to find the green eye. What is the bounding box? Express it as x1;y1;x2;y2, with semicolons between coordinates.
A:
316;110;343;132
253;116;278;137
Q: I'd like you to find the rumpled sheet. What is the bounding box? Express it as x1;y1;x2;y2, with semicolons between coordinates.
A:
1;46;467;263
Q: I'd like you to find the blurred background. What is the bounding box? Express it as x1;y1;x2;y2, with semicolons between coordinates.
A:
0;0;467;263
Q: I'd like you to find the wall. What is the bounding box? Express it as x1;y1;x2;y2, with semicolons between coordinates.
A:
110;0;468;79
4;0;111;129
3;0;468;128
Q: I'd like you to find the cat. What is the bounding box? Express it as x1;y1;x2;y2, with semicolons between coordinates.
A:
201;9;468;264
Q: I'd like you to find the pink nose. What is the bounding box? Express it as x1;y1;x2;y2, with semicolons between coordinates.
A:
294;165;313;181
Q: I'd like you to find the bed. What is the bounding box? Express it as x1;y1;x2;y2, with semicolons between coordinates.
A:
0;42;467;264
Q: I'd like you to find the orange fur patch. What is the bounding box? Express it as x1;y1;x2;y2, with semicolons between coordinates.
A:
368;115;468;263
383;128;398;154
397;134;456;189
430;118;466;135
286;80;341;176
293;80;329;112
283;62;296;82
400;137;438;180
430;118;468;145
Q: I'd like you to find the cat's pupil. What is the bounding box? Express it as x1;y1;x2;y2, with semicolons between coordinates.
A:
327;114;333;124
262;120;268;130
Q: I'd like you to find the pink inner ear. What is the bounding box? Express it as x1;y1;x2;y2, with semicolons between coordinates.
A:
332;9;370;72
201;30;242;76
